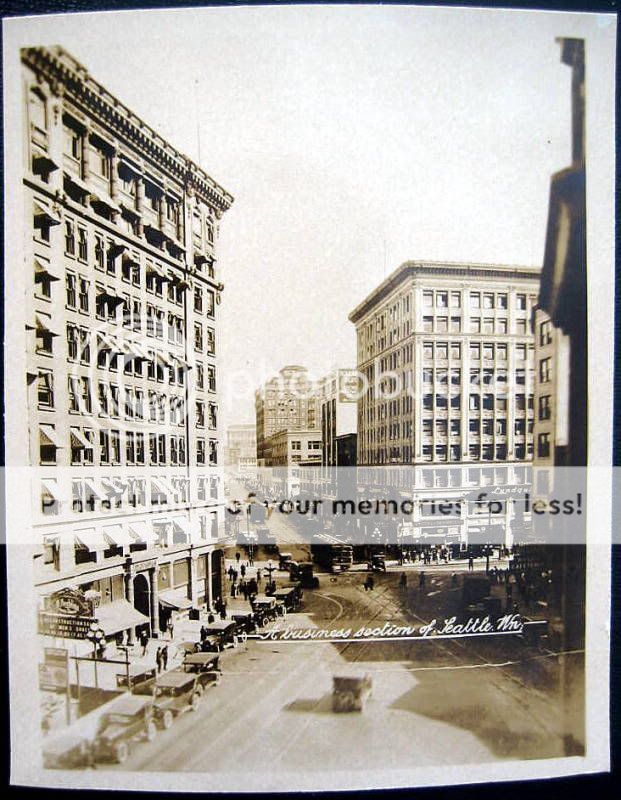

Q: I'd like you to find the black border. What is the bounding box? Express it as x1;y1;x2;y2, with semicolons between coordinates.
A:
0;2;618;800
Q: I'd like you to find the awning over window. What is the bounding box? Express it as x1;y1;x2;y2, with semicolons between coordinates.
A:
33;201;61;225
32;153;60;175
103;525;133;547
41;480;61;501
63;170;89;195
151;478;169;497
89;191;121;216
37;313;58;334
128;520;157;545
158;589;193;611
101;477;126;496
172;516;191;535
34;258;61;281
70;428;91;449
146;261;166;279
84;478;107;502
40;424;63;448
74;529;106;552
96;600;150;636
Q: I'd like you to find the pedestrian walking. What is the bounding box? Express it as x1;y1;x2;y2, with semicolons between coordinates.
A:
155;646;163;674
200;625;207;642
419;571;426;589
236;551;241;565
228;565;234;581
248;550;254;566
220;600;227;619
161;644;168;671
140;628;149;657
468;556;474;572
256;569;262;585
166;619;174;640
399;572;407;591
240;564;246;578
231;582;237;598
207;611;215;623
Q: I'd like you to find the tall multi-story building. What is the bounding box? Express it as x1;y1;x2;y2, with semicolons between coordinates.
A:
18;46;233;644
349;261;540;467
225;424;257;472
254;365;319;464
532;308;571;466
320;369;358;467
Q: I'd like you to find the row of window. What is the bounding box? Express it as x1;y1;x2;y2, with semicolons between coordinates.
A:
39;424;218;467
361;442;534;463
422;341;531;361
39;370;216;426
422;316;532;335
422;290;531;311
422;418;533;436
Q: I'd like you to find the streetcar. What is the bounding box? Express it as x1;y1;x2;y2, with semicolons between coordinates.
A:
310;533;354;573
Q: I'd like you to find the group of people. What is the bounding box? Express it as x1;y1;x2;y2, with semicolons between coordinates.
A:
155;644;169;673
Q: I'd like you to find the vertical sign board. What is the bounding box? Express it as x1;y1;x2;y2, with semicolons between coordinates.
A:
39;647;69;691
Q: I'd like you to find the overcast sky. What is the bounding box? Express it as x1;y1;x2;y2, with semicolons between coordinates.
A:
7;5;607;425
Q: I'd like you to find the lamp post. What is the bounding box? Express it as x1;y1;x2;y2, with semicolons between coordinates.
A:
86;623;106;689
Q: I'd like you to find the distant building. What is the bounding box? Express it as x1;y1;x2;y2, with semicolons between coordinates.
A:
320;369;358;467
262;429;323;497
254;365;319;464
225;424;257;472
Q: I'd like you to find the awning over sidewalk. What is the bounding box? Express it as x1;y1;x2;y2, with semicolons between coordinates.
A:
96;600;150;635
159;589;193;611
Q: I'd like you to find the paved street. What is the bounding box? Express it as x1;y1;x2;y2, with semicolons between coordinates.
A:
102;558;581;772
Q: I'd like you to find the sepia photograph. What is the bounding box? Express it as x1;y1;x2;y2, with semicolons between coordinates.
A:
1;3;616;792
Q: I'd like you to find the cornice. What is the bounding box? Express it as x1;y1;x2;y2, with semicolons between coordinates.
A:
22;46;234;215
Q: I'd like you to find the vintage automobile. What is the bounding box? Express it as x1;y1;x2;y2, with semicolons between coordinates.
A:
152;671;204;729
251;595;279;625
278;552;294;571
115;663;157;692
180;653;221;690
273;585;302;612
332;674;373;713
198;620;239;652
368;554;387;572
289;561;319;589
42;732;92;769
231;611;257;635
93;695;157;763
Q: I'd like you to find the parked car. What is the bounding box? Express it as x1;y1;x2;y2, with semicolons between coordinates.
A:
43;733;91;769
231;611;257;635
273;584;302;611
251;595;279;625
116;664;157;692
152;671;204;729
180;653;221;690
93;695;157;764
278;552;294;570
198;620;239;652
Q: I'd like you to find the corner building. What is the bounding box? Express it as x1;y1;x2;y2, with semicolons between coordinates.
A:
19;47;233;642
349;261;540;467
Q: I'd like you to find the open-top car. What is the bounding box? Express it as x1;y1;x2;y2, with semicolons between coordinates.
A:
93;695;157;764
152;671;204;729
